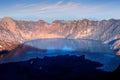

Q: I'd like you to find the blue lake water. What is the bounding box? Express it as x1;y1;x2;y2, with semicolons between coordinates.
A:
0;39;120;72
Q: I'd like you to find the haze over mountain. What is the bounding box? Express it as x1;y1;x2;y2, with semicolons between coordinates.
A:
0;17;120;55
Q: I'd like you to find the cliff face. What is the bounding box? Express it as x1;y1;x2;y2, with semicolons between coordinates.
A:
0;17;120;54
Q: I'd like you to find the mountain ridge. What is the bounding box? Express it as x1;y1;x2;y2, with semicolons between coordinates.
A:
0;17;120;55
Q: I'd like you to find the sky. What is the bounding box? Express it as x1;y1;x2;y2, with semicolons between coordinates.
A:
0;0;120;22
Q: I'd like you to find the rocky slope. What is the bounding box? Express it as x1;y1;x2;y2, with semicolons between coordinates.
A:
0;17;120;55
0;55;111;80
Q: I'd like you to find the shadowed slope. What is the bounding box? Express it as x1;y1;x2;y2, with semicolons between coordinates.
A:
0;55;111;80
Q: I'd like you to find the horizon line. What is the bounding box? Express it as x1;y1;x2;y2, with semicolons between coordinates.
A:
0;16;120;23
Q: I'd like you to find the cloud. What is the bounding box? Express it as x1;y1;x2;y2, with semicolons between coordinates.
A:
13;1;80;12
11;1;98;16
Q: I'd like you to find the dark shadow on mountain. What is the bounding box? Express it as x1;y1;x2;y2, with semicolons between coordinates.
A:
114;49;119;52
0;55;111;80
104;65;120;80
0;50;10;55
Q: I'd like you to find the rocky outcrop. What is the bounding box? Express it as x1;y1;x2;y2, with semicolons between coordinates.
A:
0;17;120;55
116;50;120;56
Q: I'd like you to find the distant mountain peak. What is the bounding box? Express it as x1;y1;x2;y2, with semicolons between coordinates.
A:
52;20;66;24
1;17;14;21
37;20;46;23
0;17;15;24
